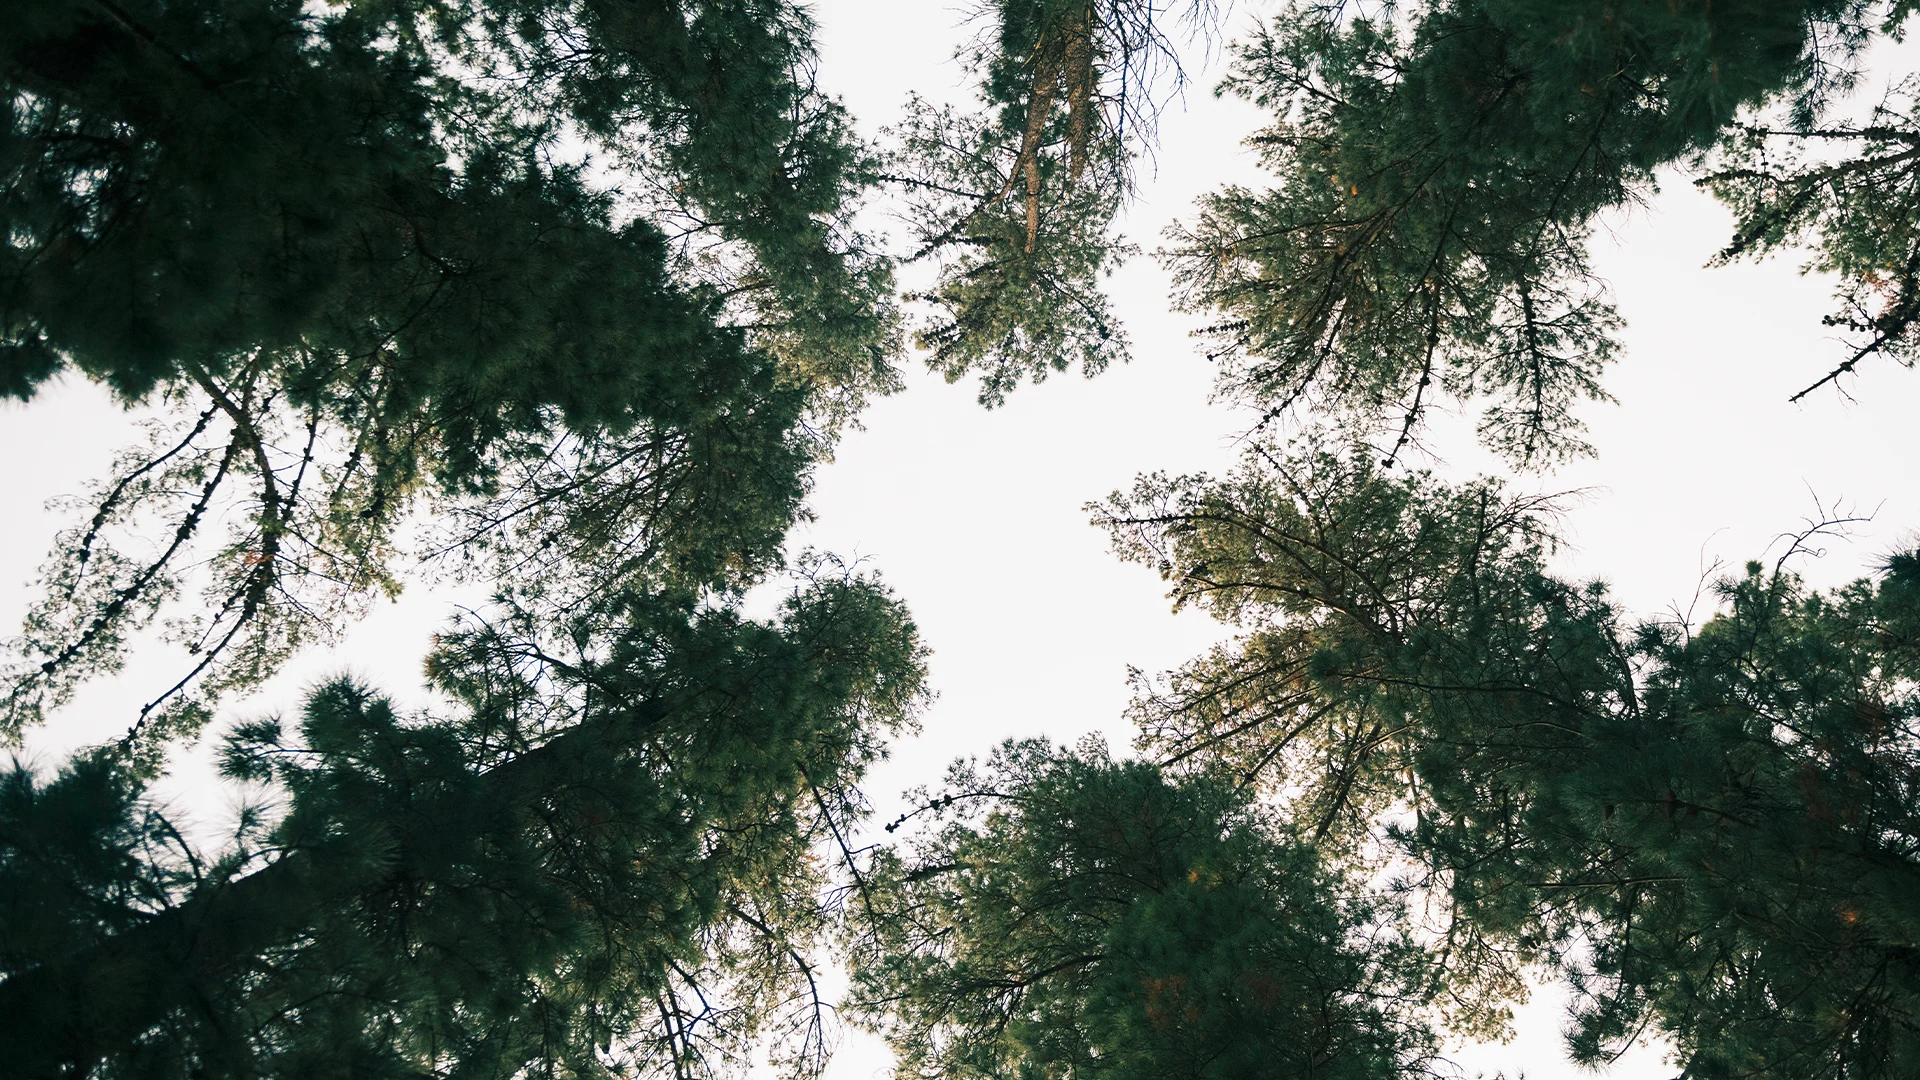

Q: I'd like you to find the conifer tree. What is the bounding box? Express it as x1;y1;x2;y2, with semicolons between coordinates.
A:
0;574;928;1079
880;2;1920;1069
846;739;1438;1080
1;0;898;749
926;1;1920;458
881;0;1202;403
12;2;1920;1077
1;13;933;1077
3;0;895;412
1095;444;1920;1077
1164;0;1919;464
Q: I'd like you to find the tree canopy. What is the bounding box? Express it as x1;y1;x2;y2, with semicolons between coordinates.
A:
2;0;900;750
5;0;1920;1078
1165;0;1920;464
3;575;927;1078
846;740;1438;1080
1096;444;1920;1077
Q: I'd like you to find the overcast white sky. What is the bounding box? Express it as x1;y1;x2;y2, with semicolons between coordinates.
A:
4;2;1919;1077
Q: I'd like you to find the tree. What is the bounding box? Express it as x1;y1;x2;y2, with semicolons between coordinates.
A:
1095;443;1920;1077
0;5;926;1078
0;3;943;1075
10;2;1920;1077
0;573;928;1079
1701;74;1920;401
1162;0;1920;465
911;0;1920;461
1;0;899;751
845;739;1437;1080
3;0;896;412
879;0;1217;404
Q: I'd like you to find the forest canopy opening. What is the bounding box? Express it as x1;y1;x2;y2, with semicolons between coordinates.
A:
4;2;1919;1078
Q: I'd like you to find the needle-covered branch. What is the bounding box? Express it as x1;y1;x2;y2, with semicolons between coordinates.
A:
845;739;1439;1080
1096;440;1920;1076
0;575;929;1080
1166;0;1909;465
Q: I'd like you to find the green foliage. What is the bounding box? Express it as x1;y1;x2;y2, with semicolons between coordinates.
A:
11;2;1920;1077
847;739;1436;1080
0;0;899;748
1702;76;1920;399
890;96;1132;406
1166;0;1898;464
0;753;199;984
1098;442;1920;1076
0;347;817;753
1549;557;1920;1079
879;0;1221;403
0;574;929;1079
0;5;921;1077
2;0;896;415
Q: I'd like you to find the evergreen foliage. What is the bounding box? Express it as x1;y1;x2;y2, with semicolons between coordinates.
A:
8;1;1920;1077
881;0;1211;403
888;94;1133;406
846;740;1437;1080
1;4;932;1077
1702;74;1920;399
1165;0;1913;464
1096;444;1920;1077
894;0;1920;449
0;0;893;748
3;0;895;413
0;575;927;1078
0;346;818;758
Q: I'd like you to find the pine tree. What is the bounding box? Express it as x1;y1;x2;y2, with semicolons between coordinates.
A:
1701;75;1920;400
922;0;1920;460
12;3;1920;1077
845;739;1437;1080
3;0;895;413
1164;0;1919;465
0;574;928;1078
880;0;1199;404
1095;443;1920;1077
0;5;918;1077
0;0;899;749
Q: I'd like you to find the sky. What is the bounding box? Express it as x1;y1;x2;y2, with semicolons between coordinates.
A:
4;2;1920;1077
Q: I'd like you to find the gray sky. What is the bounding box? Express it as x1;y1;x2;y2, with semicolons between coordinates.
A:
4;2;1919;1077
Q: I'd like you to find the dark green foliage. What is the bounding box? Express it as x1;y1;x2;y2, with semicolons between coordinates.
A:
1097;443;1920;1076
12;1;1920;1077
0;754;197;986
0;574;928;1079
890;96;1132;406
2;0;895;418
0;0;899;747
1702;76;1920;399
885;0;1920;443
0;5;915;1076
1166;1;1905;464
847;740;1436;1080
0;341;817;753
882;0;1213;403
